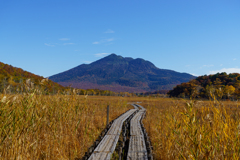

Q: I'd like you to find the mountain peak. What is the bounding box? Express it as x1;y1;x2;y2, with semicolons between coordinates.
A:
107;53;118;57
49;54;195;92
103;53;123;60
92;53;125;66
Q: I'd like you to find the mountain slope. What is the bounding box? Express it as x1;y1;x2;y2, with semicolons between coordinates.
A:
49;54;195;92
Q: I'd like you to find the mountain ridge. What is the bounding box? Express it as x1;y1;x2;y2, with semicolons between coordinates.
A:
49;54;195;92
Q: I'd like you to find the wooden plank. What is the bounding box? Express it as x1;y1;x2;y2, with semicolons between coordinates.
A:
131;104;139;110
107;109;136;135
127;105;148;160
127;136;148;160
88;152;111;160
130;112;144;136
135;104;146;111
88;109;137;160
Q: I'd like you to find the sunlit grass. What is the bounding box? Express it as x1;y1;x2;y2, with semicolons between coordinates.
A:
0;93;131;159
142;97;240;159
1;92;240;159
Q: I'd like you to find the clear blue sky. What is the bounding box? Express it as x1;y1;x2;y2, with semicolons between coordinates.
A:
1;0;240;77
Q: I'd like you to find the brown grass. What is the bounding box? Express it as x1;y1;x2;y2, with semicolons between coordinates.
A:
1;93;240;159
141;97;240;159
0;93;131;159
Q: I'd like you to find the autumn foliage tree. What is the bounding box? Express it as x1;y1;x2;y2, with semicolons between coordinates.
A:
168;72;240;100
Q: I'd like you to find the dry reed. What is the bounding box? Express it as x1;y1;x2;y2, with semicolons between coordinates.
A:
0;93;131;159
1;93;240;159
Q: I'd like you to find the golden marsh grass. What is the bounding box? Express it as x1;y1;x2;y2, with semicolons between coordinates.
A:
0;93;131;159
1;94;240;159
142;97;240;159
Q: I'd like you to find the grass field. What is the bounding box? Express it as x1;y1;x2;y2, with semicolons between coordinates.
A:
142;98;240;159
1;93;240;159
0;93;131;159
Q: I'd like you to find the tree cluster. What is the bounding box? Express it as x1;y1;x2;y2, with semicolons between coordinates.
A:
168;72;240;100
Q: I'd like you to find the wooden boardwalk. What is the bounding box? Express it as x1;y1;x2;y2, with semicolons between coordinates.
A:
132;104;139;110
88;109;137;160
127;104;148;160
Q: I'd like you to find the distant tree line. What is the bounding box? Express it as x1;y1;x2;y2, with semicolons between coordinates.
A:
168;72;240;100
137;90;169;97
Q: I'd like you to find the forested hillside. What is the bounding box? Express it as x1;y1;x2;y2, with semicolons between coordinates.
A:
168;72;240;99
0;62;66;94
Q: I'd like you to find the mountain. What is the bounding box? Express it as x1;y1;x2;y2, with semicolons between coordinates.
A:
49;54;195;92
0;61;65;93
